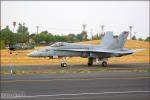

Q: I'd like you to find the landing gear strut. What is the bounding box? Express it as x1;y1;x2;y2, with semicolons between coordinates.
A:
60;57;68;67
102;61;107;67
88;57;93;66
96;58;108;67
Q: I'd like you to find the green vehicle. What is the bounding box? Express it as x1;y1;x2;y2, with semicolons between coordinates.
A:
9;43;35;50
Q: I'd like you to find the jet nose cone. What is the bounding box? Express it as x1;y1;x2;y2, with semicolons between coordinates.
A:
27;53;31;56
27;51;37;57
27;52;33;57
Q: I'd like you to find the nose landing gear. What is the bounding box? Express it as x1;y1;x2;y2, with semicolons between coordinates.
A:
60;57;69;67
88;57;93;66
61;62;67;67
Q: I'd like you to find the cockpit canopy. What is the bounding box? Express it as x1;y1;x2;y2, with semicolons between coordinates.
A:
37;42;70;52
51;42;71;47
38;47;51;52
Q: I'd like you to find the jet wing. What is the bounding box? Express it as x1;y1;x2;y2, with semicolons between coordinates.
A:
55;48;88;52
56;48;144;54
93;48;144;54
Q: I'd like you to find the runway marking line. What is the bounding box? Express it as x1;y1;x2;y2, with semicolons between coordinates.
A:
1;76;150;83
1;90;150;99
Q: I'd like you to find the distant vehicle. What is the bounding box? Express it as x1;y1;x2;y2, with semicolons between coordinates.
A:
27;31;144;67
9;43;35;50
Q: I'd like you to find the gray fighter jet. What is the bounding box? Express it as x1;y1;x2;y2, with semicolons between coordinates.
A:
27;31;144;67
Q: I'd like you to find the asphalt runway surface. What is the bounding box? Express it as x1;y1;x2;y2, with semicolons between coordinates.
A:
1;63;149;71
1;71;150;100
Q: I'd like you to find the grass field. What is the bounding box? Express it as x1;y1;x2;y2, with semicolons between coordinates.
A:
1;40;149;66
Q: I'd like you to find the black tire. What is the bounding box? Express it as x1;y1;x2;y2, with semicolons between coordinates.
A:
61;63;67;67
88;62;92;66
102;61;107;67
61;63;63;67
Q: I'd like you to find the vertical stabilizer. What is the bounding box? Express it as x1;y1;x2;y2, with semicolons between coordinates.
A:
117;31;129;48
100;31;129;49
100;31;114;48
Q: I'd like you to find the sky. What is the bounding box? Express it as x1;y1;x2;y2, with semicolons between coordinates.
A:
1;1;149;39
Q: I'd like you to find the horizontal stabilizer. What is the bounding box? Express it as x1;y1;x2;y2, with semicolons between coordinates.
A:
131;49;145;53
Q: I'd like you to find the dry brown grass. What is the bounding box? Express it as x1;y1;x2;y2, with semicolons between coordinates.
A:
1;40;149;66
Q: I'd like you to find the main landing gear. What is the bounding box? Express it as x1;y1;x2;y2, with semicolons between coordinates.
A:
88;57;93;66
101;61;107;67
88;58;108;67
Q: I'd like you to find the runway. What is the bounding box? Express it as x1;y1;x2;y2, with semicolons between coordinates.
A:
1;63;149;71
1;72;150;100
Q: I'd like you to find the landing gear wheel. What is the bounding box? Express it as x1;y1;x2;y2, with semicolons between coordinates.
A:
102;61;107;67
88;62;93;66
61;63;67;67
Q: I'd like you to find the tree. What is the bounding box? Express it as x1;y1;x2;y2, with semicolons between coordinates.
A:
92;33;101;40
80;31;88;40
0;26;17;46
138;38;143;41
68;34;76;42
0;40;5;49
76;34;82;41
132;35;136;40
16;23;29;43
29;33;36;39
68;33;76;38
32;31;54;44
145;36;150;42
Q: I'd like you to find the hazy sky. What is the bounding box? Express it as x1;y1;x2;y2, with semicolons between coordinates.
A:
1;1;149;39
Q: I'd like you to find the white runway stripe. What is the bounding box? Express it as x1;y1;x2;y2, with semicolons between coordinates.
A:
2;90;149;99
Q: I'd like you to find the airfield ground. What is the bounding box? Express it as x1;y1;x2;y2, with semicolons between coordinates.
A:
0;40;149;65
1;72;150;100
1;40;150;100
1;63;150;74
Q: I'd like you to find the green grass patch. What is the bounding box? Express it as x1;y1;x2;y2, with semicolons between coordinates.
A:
1;68;150;75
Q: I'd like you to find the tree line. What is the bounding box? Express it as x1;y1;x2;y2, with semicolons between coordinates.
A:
0;23;149;49
0;23;90;49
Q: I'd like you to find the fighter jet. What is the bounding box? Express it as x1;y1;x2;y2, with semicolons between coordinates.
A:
27;31;144;67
